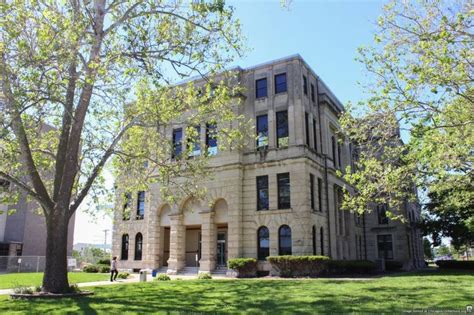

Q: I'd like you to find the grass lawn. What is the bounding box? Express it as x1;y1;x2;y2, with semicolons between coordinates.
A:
0;269;472;314
0;272;109;290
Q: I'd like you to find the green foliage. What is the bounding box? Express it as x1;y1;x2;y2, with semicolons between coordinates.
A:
117;272;130;279
82;265;100;273
97;259;111;266
155;274;171;281
227;258;257;277
12;286;33;295
423;238;434;260
340;0;473;224
267;256;330;277
435;260;474;270
197;272;212;280
97;264;110;273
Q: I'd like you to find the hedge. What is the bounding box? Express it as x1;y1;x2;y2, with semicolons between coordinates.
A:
267;256;330;277
385;260;403;271
327;260;377;275
97;259;111;265
228;258;257;278
83;264;110;273
435;260;474;270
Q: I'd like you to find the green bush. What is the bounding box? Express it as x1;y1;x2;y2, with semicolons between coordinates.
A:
155;273;171;281
267;256;330;277
117;272;130;279
98;264;110;273
13;286;33;295
327;260;377;275
228;258;257;278
97;259;111;265
435;260;474;270
83;265;100;273
197;272;212;280
385;260;403;271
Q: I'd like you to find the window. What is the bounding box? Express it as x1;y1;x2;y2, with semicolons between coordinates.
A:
305;113;310;146
318;178;323;212
136;191;145;220
172;128;183;159
312;118;317;151
311;83;315;102
122;193;131;221
256;78;267;98
256;114;268;148
331;135;336;162
278;225;292;255
312;225;317;255
303;75;308;95
320;227;324;256
377;234;393;260
188;126;201;157
257;226;270;260
310;174;315;210
256;175;269;211
337;142;342;168
134;233;143;260
277;173;291;209
276;110;289;148
121;234;129;260
206;123;218;156
274;73;287;94
377;204;389;225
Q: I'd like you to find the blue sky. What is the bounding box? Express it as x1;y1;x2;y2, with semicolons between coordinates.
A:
74;0;386;244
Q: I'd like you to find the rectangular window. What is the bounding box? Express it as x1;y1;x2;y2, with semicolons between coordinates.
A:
256;175;269;211
188;126;201;157
337;143;342;168
377;204;389;225
172;128;183;159
377;234;394;260
123;193;131;221
303;75;308;95
318;178;323;212
274;73;287;94
206;123;218;156
311;83;315;102
312;118;317;151
136;191;145;220
256;78;267;98
276;110;289;148
331;136;336;162
277;173;291;209
256;114;268;148
305;113;310;146
310;174;315;210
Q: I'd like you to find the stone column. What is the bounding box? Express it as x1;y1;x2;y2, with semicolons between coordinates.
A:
199;211;216;272
167;214;185;274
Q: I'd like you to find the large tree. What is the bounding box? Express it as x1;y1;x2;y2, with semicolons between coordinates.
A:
339;0;473;221
0;0;245;293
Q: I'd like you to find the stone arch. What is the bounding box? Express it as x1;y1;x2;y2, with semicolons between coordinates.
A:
158;204;171;227
181;197;202;225
212;198;228;224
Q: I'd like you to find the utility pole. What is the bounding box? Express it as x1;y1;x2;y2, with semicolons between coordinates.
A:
103;229;109;253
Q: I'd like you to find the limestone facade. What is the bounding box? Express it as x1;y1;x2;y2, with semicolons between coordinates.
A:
112;55;425;273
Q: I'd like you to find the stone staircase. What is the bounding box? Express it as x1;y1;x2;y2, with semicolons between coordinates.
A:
211;267;228;276
177;267;199;275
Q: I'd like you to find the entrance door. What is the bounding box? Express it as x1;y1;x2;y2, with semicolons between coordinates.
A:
216;232;227;267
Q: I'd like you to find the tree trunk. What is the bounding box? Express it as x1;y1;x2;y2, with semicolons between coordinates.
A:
42;211;70;293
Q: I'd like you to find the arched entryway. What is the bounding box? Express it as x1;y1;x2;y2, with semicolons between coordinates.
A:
159;204;171;266
213;199;229;268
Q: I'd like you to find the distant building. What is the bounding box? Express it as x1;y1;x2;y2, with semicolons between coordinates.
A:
0;180;75;257
73;243;111;253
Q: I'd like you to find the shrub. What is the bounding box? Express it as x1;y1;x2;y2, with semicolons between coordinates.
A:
155;273;171;281
267;256;330;277
435;260;474;270
327;260;377;275
97;259;111;265
13;286;33;295
385;260;403;271
117;272;130;279
67;284;81;293
98;264;110;273
198;272;212;280
228;258;257;278
34;286;42;293
83;265;100;273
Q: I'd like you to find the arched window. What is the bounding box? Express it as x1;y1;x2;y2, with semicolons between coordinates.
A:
134;233;143;261
278;225;292;255
320;227;324;256
312;226;317;255
121;234;129;260
257;226;270;261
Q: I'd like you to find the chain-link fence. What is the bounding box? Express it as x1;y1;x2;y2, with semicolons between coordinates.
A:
0;256;76;273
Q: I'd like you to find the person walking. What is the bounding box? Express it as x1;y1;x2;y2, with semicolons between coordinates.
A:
110;256;118;282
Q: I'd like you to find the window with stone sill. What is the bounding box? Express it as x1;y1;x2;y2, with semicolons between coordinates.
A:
276;110;289;148
277;173;291;209
256;114;268;149
136;191;145;220
274;73;287;94
256;78;267;99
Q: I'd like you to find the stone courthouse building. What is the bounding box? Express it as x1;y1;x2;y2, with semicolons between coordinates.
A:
112;55;425;274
